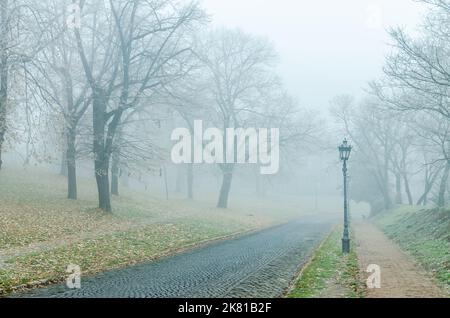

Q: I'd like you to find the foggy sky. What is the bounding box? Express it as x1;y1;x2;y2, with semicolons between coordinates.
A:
202;0;424;111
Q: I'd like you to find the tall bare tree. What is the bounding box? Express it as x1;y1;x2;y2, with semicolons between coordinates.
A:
196;28;280;208
74;0;203;212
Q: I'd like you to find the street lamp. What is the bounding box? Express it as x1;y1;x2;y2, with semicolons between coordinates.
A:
338;138;352;254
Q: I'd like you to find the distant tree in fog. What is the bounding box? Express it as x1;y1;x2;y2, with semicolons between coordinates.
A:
25;0;91;199
159;64;210;200
195;28;281;208
0;0;50;170
368;1;450;207
331;95;397;214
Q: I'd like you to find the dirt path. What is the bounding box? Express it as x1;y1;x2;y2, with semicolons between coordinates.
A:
354;221;445;298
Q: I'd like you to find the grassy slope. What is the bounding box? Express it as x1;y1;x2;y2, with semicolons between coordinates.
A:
287;227;363;298
0;168;299;295
374;205;450;291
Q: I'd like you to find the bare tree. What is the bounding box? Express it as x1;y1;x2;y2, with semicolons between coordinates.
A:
110;105;167;196
196;28;280;208
331;95;397;214
74;0;203;212
159;63;210;199
25;0;91;199
367;3;450;208
0;0;48;169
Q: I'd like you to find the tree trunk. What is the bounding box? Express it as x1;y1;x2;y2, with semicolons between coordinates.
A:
417;165;442;206
75;29;118;213
60;148;68;176
175;165;183;193
421;192;428;206
417;165;429;206
66;131;77;199
260;175;267;198
24;104;32;166
111;152;119;196
382;147;392;210
402;173;413;205
163;165;169;200
122;168;129;188
96;160;111;212
187;163;193;199
395;173;403;204
92;90;112;213
437;162;450;207
217;165;234;208
377;174;392;211
0;0;8;171
255;166;267;197
255;171;261;197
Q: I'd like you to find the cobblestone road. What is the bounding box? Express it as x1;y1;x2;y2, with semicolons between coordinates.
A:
20;218;333;298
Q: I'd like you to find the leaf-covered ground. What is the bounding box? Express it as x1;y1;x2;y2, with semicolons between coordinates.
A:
374;206;450;292
0;168;296;295
286;227;364;298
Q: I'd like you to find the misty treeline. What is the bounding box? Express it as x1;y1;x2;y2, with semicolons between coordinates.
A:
0;0;320;212
332;0;450;215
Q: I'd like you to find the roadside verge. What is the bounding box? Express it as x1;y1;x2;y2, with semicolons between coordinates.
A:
286;226;363;298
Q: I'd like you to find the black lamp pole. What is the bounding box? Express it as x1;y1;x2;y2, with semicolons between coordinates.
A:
339;139;352;254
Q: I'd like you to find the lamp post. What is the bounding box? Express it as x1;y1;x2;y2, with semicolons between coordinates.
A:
339;139;352;254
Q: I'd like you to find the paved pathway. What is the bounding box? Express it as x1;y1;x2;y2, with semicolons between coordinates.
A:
18;218;333;298
354;221;445;298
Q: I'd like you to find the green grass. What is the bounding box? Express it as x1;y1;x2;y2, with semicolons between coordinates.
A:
287;227;364;298
374;206;450;291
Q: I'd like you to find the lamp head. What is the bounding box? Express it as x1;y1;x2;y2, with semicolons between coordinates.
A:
339;139;352;161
